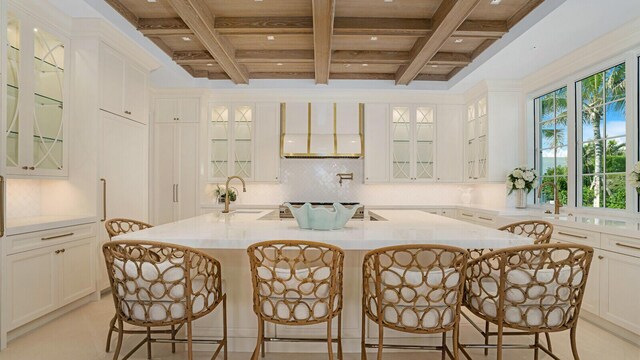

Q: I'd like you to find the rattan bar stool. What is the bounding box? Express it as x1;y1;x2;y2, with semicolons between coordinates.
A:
361;245;468;359
104;218;157;353
103;240;227;360
460;243;593;360
464;220;555;355
247;240;345;360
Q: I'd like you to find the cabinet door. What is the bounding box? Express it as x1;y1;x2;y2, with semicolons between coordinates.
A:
581;248;600;315
100;46;125;116
364;104;389;183
436;105;463;182
254;103;280;182
59;239;95;306
6;247;57;329
599;250;640;334
154;99;178;123
176;124;198;220
232;105;254;179
123;63;147;123
179;98;200;123
153;124;177;224
390;106;412;181
209;104;230;180
99;111;148;236
414;106;434;180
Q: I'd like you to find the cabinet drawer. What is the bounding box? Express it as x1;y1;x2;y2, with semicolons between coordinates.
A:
474;212;496;227
6;223;96;255
602;234;640;258
552;226;600;248
456;209;476;222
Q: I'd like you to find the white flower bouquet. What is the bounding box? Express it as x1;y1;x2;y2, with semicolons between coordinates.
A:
506;167;538;195
630;161;640;190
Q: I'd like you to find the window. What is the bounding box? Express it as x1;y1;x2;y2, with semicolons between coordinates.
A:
535;87;568;205
576;63;626;209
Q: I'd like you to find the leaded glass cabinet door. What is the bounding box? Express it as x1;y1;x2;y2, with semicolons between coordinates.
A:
209;105;229;180
33;27;65;171
6;13;20;169
415;106;434;180
233;105;253;178
466;103;477;179
391;106;411;180
476;97;488;179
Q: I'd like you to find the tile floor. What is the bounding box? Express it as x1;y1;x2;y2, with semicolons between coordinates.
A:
0;296;638;359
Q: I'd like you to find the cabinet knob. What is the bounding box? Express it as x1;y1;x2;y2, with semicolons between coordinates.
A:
29;167;35;170
598;255;604;260
124;110;132;115
22;166;28;170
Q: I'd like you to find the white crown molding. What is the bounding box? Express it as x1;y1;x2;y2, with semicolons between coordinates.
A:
9;0;72;36
71;18;161;71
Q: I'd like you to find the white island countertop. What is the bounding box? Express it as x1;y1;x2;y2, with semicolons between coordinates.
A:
115;209;530;250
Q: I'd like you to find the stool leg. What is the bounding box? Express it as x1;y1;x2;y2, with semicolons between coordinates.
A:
260;319;265;358
251;318;263;360
376;320;384;360
327;316;334;360
453;323;460;360
570;326;580;360
106;314;117;352
534;333;539;360
146;327;152;360
545;332;553;353
496;322;504;360
171;325;176;353
113;319;124;360
187;320;193;360
484;321;490;356
337;313;343;360
223;296;228;360
361;309;367;360
441;332;446;360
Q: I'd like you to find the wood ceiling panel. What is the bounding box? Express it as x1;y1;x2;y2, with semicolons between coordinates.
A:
206;0;312;17
467;0;530;21
336;0;438;19
161;34;207;51
189;63;225;72
330;63;399;73
420;64;456;75
332;35;417;51
225;34;314;50
118;0;178;18
438;37;486;53
244;62;315;73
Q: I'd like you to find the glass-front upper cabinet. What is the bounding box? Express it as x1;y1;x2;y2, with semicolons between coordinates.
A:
208;103;254;182
5;11;68;177
391;105;435;182
465;96;487;180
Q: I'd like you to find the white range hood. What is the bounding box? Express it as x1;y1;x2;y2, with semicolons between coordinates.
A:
280;102;363;158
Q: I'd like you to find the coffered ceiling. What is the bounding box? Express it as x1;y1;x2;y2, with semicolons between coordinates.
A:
105;0;544;85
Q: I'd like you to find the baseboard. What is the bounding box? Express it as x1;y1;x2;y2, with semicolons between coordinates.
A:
580;311;640;346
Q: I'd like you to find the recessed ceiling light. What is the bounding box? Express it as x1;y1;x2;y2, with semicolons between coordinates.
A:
431;65;438;68
147;0;157;2
344;64;351;68
370;36;378;41
384;0;393;2
255;0;263;1
362;64;368;67
490;0;502;4
182;36;191;41
277;63;283;66
267;35;275;41
454;38;464;43
206;63;213;66
33;28;38;32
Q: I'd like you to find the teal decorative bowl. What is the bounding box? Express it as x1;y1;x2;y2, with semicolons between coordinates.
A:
285;203;363;231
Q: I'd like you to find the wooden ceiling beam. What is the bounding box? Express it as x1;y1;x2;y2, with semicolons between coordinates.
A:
250;72;315;79
105;0;138;25
508;0;544;29
333;17;431;36
138;17;191;36
312;0;336;84
395;0;481;85
331;73;395;80
414;73;448;81
173;50;315;65
332;50;410;64
430;52;472;66
454;20;507;38
167;0;249;84
216;17;313;34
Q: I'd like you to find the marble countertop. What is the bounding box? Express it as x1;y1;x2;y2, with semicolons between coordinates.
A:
115;209;530;250
6;215;96;236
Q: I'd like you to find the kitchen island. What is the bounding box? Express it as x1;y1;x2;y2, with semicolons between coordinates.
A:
114;209;531;353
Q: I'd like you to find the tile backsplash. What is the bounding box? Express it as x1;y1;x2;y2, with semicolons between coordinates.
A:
6;179;43;219
208;159;508;207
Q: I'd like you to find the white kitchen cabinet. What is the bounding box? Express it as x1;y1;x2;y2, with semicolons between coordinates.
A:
153;123;198;225
154;98;200;123
436;105;464;182
254;103;280;182
5;235;95;331
208;103;255;181
390;105;435;182
5;12;69;177
465;91;519;182
99;44;148;124
598;249;640;334
364;103;389;183
98;111;148;290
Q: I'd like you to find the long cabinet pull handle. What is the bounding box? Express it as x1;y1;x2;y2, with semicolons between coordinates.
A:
615;242;640;251
173;184;176;203
175;184;179;203
0;175;4;237
42;232;74;241
558;231;588;239
478;216;493;221
101;178;107;222
461;213;473;217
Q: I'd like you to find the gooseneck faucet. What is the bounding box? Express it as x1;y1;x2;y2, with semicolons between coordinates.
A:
222;176;246;213
538;182;562;215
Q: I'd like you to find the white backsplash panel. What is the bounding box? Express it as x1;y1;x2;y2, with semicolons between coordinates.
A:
222;159;508;207
6;179;43;219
